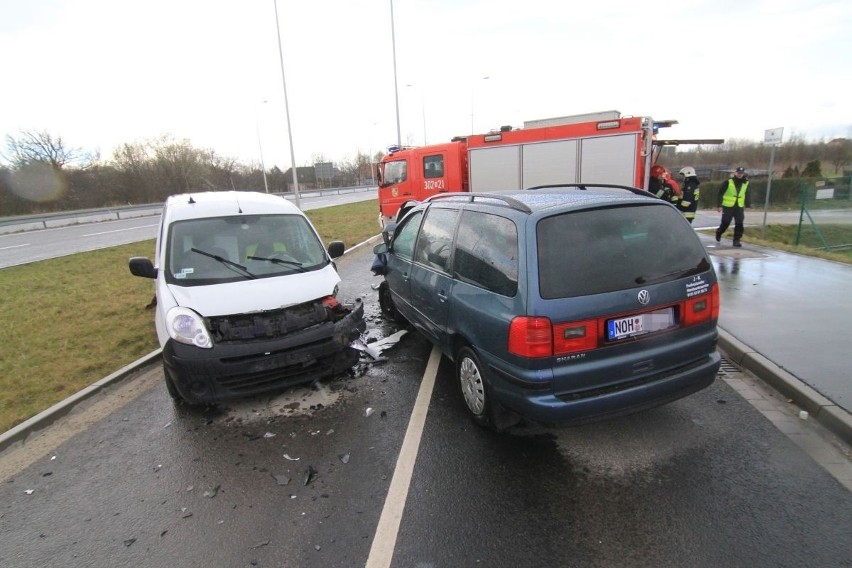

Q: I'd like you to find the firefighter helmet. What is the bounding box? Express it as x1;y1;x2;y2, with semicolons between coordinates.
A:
679;166;696;178
650;165;666;178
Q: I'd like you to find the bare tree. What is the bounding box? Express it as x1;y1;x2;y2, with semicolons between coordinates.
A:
4;130;87;169
825;138;852;174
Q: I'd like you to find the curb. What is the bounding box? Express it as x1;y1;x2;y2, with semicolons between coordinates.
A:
0;349;162;454
718;327;852;447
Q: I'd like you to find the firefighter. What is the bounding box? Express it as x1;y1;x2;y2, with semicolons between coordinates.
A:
715;167;751;247
677;166;701;224
649;165;681;206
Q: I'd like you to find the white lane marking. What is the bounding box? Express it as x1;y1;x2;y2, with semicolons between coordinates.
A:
366;345;442;568
0;243;30;250
83;223;158;237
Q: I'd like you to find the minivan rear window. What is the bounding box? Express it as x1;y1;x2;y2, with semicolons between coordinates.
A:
537;205;710;299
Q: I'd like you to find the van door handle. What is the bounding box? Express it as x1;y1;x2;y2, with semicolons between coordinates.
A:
437;291;448;303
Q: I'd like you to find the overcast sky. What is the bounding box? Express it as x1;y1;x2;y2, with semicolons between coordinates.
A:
1;0;850;170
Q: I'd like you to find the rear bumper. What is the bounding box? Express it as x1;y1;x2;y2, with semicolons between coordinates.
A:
484;349;721;425
163;300;365;404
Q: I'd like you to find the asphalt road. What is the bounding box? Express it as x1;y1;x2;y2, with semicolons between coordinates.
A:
0;189;378;269
1;243;850;568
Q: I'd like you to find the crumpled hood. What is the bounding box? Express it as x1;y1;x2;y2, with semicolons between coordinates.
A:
164;265;341;317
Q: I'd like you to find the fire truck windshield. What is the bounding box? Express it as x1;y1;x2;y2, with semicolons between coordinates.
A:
381;160;407;187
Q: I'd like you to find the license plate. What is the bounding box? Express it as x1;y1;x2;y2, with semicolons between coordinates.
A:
607;308;675;340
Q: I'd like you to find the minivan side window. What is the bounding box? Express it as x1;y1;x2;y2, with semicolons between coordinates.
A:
414;207;458;274
454;211;519;297
390;211;423;260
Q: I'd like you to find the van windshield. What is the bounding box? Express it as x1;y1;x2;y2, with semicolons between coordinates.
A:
165;214;327;286
537;205;710;299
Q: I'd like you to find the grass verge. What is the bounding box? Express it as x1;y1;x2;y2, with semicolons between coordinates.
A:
0;199;381;434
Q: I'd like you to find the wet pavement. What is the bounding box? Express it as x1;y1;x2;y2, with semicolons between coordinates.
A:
699;231;852;418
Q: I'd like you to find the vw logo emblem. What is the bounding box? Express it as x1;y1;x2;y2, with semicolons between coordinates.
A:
637;290;650;305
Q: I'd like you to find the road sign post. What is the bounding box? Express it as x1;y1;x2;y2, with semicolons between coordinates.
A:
762;127;784;238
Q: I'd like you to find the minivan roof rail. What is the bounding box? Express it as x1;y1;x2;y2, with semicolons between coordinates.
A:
526;183;649;197
426;192;532;214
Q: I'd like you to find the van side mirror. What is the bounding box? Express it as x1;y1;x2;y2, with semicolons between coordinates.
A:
129;257;157;279
327;240;345;259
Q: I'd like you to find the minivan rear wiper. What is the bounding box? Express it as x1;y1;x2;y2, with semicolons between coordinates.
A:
191;248;257;279
635;258;710;285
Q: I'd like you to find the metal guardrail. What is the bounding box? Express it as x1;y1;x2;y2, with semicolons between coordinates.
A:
0;186;377;235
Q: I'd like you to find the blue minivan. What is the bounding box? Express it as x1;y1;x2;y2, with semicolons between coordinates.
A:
373;185;720;429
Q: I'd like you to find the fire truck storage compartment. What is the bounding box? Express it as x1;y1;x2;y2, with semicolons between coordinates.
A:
468;133;639;192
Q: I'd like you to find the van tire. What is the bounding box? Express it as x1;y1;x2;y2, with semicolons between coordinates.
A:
456;346;520;431
456;346;495;428
378;281;406;324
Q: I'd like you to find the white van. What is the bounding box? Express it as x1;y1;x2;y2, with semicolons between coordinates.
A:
129;191;365;405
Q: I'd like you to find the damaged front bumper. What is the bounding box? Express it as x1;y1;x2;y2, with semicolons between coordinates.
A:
163;298;366;404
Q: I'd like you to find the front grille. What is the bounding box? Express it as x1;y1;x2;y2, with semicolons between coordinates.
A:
207;300;345;343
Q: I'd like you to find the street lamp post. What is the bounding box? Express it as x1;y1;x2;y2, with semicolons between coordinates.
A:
390;0;402;147
273;0;300;208
255;100;269;193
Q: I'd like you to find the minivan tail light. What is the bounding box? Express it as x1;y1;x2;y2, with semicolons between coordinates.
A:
508;317;552;358
553;319;599;355
683;285;718;326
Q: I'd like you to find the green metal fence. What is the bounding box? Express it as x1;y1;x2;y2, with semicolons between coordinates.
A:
795;176;852;251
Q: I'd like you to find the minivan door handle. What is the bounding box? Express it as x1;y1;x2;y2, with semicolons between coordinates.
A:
437;290;448;303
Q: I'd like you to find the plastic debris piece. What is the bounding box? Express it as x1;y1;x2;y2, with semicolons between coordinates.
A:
124;538;136;547
50;455;57;461
315;545;322;551
186;486;194;492
25;489;34;495
283;453;300;461
370;330;408;353
203;485;221;498
339;453;350;464
350;338;385;361
365;408;375;417
274;474;291;486
164;422;172;428
799;410;809;420
326;429;335;436
263;432;276;439
303;465;317;486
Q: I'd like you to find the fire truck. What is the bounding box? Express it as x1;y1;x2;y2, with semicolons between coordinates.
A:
376;110;722;225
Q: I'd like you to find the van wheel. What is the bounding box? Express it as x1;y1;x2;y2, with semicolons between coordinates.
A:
378;281;405;324
457;346;493;427
457;346;520;431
